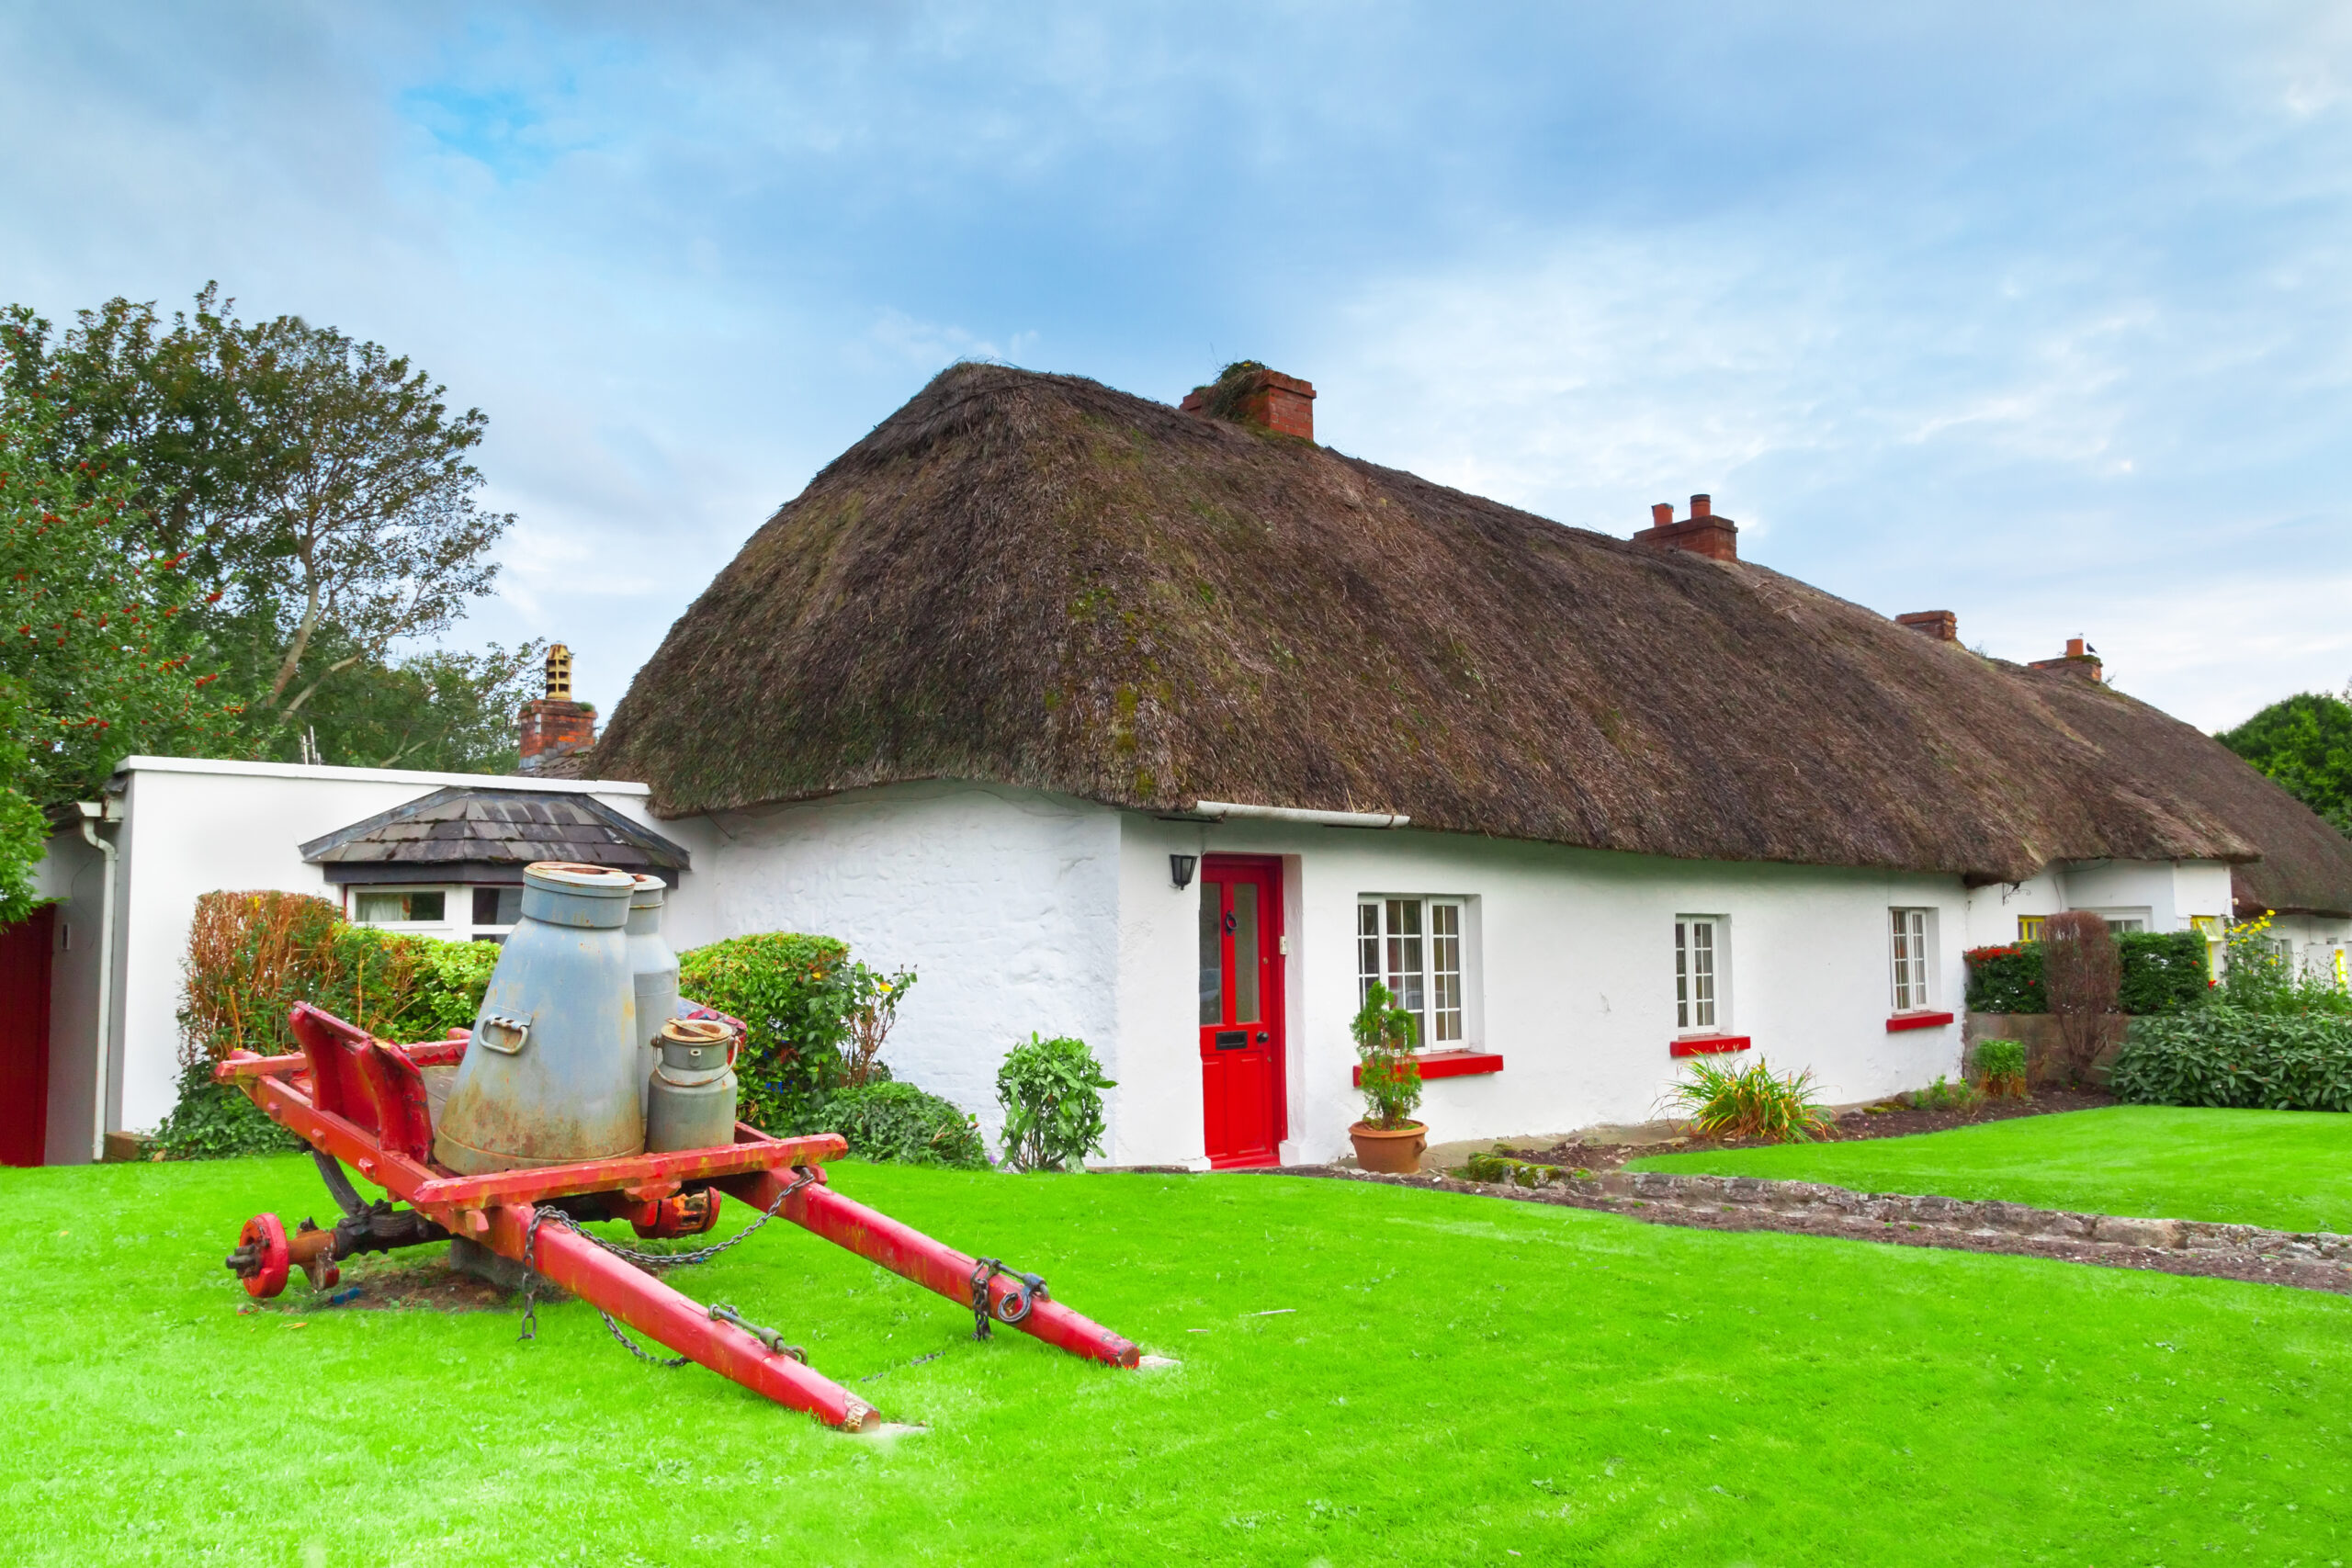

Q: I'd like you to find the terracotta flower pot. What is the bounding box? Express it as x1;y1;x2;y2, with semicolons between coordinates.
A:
1349;1121;1427;1174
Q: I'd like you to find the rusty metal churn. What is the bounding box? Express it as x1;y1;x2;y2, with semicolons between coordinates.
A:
625;874;680;1119
434;862;645;1174
646;1018;740;1153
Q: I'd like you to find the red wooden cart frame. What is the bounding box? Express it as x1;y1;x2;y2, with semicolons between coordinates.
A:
214;1003;1140;1429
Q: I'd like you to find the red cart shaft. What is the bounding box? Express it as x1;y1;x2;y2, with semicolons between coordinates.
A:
480;1202;876;1430
723;1168;1141;1368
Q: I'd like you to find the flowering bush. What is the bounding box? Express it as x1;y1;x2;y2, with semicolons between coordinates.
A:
675;931;854;1134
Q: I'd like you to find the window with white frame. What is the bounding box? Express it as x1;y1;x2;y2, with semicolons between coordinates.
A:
469;886;524;944
1890;908;1934;1012
352;888;447;926
1356;897;1466;1049
351;884;526;944
1674;916;1724;1032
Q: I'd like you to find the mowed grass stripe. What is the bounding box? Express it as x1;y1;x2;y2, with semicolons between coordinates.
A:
2;1154;2346;1565
1628;1103;2352;1235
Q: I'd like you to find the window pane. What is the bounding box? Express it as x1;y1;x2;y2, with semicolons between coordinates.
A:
1358;901;1380;1006
1430;902;1463;1043
1675;921;1690;1030
356;890;443;924
1385;898;1425;1042
474;886;523;926
1198;886;1223;1026
1891;909;1914;1010
1232;882;1260;1023
1691;920;1715;1029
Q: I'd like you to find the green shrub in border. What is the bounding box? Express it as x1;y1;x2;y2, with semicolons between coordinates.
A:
676;932;854;1134
1969;932;2215;1016
2116;931;2213;1014
159;892;501;1160
2109;1007;2352;1111
153;1057;304;1159
996;1033;1116;1172
1963;944;2044;1013
1972;1038;2030;1097
801;1081;987;1168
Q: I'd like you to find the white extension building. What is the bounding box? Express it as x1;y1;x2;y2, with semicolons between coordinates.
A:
8;363;2351;1168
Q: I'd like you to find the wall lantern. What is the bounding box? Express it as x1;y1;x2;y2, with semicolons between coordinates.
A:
1170;854;1197;890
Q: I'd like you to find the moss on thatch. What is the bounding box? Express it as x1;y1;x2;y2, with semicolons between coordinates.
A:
595;364;2352;908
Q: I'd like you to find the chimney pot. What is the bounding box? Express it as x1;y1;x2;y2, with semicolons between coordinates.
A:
1895;610;1958;642
2065;637;2086;659
1180;364;1315;441
519;641;595;772
1634;493;1738;562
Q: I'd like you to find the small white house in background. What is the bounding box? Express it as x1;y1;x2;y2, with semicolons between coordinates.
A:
12;363;2352;1168
23;757;707;1166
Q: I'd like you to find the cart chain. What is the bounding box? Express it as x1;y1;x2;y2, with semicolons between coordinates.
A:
968;1258;1050;1340
516;1166;820;1365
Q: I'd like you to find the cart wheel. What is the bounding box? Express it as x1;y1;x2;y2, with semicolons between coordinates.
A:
233;1213;290;1300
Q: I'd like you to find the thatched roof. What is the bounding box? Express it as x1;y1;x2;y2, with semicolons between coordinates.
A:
596;364;2352;908
300;786;692;886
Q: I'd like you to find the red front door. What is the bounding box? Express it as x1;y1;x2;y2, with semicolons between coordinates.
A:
0;906;54;1167
1198;857;1285;1168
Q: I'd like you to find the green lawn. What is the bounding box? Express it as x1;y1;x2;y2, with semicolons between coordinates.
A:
7;1154;2350;1565
1626;1105;2352;1234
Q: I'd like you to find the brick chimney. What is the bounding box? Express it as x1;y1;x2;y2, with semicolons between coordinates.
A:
1634;493;1738;561
518;642;597;772
1895;610;1958;641
2028;636;2104;682
1180;364;1315;441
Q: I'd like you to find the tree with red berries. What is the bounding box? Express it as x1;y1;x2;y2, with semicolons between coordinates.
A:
0;361;250;917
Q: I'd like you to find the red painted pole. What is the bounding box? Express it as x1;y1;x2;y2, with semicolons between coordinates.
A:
481;1201;876;1429
724;1169;1141;1369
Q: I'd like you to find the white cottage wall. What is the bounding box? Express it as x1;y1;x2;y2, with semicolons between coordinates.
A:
693;783;1123;1153
40;757;664;1157
1112;816;1973;1167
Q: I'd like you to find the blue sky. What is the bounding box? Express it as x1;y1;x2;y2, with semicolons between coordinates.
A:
2;2;2346;728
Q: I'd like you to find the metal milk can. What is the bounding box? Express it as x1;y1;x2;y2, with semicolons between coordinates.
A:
646;1018;740;1154
434;862;645;1174
625;874;680;1119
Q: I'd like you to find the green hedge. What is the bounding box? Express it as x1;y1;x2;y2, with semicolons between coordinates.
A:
160;894;503;1160
676;932;854;1134
1964;931;2211;1016
800;1081;987;1168
2109;1007;2352;1111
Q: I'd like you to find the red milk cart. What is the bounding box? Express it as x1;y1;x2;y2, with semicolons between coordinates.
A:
216;1003;1138;1430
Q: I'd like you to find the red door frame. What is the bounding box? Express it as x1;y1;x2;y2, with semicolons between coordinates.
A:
1197;855;1286;1168
0;906;55;1167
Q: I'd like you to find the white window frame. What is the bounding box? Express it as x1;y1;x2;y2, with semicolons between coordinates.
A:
1673;916;1727;1034
1356;896;1471;1051
1889;907;1936;1013
2085;907;2152;934
466;884;526;945
348;885;458;931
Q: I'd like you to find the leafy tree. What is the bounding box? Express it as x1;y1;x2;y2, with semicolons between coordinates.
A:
0;362;250;917
2;287;519;764
2218;689;2352;836
277;632;543;773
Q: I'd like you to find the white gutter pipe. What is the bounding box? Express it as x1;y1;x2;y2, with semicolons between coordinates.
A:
76;800;119;1163
1189;800;1410;829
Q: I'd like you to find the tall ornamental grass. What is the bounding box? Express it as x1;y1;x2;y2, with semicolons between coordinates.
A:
1666;1056;1832;1144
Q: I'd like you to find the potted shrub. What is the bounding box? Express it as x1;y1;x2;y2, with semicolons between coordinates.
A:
1349;983;1426;1172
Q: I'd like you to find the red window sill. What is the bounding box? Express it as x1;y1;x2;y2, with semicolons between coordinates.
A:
1352;1050;1504;1085
1885;1010;1956;1032
1670;1035;1751;1057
